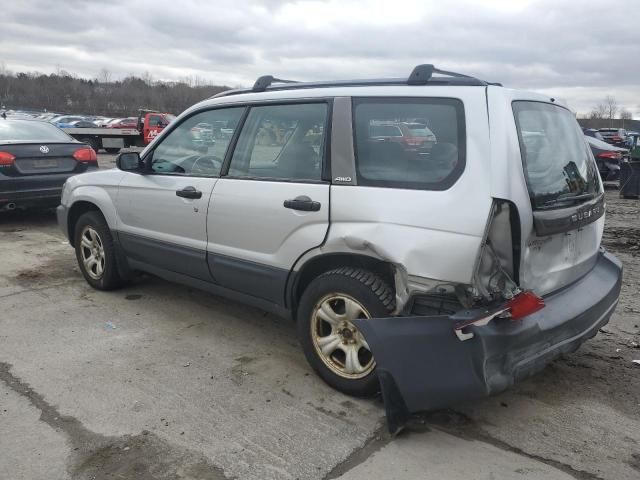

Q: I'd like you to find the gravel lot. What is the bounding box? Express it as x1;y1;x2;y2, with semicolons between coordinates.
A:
0;155;639;480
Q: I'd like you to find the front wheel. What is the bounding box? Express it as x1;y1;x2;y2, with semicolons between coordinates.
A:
74;211;123;290
105;147;120;154
297;267;395;396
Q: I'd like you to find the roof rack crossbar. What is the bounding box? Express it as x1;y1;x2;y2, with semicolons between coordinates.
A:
212;64;493;99
252;75;298;92
408;64;480;85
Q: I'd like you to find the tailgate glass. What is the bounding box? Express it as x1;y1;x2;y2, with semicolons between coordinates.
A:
513;101;601;210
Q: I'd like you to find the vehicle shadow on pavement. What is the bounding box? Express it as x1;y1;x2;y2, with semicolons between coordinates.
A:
0;207;58;229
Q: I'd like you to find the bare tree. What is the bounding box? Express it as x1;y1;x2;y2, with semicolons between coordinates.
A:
98;68;112;84
619;109;632;120
589;103;607;119
619;108;632;128
604;96;618;125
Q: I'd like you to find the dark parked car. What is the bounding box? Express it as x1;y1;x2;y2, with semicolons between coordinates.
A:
586;135;627;182
598;128;628;147
368;121;437;158
582;128;605;141
0;118;98;211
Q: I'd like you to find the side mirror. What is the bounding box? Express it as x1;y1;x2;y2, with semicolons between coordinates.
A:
116;152;143;172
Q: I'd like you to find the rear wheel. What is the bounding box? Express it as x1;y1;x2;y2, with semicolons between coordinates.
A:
297;267;395;396
74;211;123;290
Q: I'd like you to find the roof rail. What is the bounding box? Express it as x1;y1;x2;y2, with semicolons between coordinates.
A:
211;64;494;99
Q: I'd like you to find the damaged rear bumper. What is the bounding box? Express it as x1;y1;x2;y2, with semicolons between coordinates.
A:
354;250;623;433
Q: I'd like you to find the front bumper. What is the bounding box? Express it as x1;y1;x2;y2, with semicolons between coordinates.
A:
355;250;623;433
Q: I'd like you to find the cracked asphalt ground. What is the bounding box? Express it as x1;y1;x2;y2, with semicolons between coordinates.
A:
1;154;639;479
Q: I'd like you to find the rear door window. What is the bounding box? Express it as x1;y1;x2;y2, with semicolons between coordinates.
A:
513;101;601;210
353;98;465;190
227;103;327;182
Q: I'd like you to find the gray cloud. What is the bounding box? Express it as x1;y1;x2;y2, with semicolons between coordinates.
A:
1;0;639;116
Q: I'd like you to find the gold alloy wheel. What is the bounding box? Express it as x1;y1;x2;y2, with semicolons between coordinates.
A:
79;226;105;280
311;294;375;379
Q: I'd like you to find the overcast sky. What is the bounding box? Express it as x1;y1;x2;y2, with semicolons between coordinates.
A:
2;0;639;117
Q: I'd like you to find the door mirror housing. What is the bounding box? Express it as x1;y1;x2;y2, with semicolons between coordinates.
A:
116;152;143;172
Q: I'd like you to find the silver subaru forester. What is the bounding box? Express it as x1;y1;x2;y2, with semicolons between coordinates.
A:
58;65;622;431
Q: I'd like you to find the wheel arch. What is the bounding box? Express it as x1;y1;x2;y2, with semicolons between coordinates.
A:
287;252;396;316
67;201;107;247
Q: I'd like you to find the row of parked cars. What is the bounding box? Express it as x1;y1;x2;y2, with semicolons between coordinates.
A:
3;109;140;129
583;127;639;183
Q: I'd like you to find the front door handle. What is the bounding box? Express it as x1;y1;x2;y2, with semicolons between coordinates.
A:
283;195;321;212
176;186;202;199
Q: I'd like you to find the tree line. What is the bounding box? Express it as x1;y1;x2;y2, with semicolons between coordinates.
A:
0;66;230;116
587;95;633;121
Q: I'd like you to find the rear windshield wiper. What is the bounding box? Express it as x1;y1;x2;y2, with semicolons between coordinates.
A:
539;192;598;209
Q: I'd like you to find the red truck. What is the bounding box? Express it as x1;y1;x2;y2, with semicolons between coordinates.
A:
62;109;176;153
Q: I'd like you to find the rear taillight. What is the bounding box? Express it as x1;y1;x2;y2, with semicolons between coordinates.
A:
402;137;425;146
505;291;545;320
0;152;16;166
598;151;621;160
73;147;98;163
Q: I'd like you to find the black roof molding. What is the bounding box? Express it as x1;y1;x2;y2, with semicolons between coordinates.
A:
212;64;497;99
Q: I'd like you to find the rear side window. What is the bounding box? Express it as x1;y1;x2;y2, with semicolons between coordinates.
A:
513;101;601;210
353;98;465;190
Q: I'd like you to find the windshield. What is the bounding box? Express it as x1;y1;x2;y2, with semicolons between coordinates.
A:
513;101;600;210
0;120;73;142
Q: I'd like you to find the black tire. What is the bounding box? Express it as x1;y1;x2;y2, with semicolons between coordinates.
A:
297;267;395;397
79;137;100;152
105;147;120;154
74;211;123;290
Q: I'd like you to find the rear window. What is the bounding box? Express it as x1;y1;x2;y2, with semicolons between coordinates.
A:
353;98;465;190
513;101;601;210
0;120;72;142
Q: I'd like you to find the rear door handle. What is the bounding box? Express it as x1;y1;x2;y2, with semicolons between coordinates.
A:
283;195;321;212
176;186;202;199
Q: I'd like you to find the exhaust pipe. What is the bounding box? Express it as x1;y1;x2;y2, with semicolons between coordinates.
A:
5;203;16;211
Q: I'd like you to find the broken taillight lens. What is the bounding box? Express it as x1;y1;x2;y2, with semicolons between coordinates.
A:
505;291;545;320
